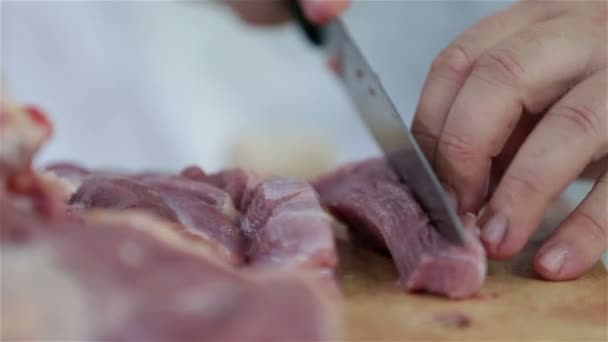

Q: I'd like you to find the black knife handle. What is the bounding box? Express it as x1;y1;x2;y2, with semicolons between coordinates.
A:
289;0;326;46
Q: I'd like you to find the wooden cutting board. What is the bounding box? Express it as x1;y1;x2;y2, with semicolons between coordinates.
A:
338;210;607;341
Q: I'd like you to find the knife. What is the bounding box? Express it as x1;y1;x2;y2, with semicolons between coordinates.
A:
291;2;467;245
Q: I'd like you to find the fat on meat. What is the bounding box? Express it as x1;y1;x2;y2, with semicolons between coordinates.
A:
241;178;338;280
315;158;486;299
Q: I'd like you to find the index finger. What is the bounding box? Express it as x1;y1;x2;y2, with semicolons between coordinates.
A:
412;2;565;161
434;14;604;213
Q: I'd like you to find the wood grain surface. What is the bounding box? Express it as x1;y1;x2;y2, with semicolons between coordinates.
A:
337;209;607;341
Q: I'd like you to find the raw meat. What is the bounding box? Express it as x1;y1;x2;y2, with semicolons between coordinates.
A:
136;174;239;221
182;166;263;210
43;164;238;216
315;158;486;299
1;96;340;341
241;178;338;279
1;198;339;341
45;162;90;183
54;164;340;278
70;176;245;265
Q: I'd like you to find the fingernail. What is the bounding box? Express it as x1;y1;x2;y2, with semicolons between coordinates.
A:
539;244;568;274
480;212;508;247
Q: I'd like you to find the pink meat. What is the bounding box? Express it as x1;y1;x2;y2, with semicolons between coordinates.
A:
70;176;245;265
315;158;486;299
45;162;91;183
136;174;239;221
241;178;338;279
0;198;338;341
2;98;340;341
181;166;262;211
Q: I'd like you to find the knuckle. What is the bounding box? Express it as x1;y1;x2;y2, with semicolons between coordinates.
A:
518;0;570;16
572;209;607;245
430;44;474;82
411;124;438;144
550;103;602;138
412;126;439;161
411;126;438;146
501;168;546;200
472;48;525;89
437;131;476;162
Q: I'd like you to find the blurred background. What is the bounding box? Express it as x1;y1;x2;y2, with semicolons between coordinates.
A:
1;0;512;175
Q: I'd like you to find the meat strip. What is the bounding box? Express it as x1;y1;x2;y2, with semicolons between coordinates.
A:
241;178;338;280
315;158;486;299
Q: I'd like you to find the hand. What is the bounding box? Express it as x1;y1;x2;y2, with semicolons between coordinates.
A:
226;0;349;26
412;0;607;280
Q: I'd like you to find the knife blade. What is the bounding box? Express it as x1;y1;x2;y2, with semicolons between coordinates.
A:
291;3;467;245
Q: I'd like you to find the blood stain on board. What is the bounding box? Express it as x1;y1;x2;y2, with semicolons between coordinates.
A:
434;311;472;329
472;291;501;300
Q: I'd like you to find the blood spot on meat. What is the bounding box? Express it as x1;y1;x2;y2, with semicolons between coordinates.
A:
434;311;472;328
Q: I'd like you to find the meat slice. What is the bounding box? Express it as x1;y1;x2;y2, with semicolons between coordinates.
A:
182;166;263;211
136;174;239;222
43;162;146;202
241;178;338;280
70;176;245;264
0;199;339;341
45;162;91;183
315;158;486;299
43;164;240;219
1;95;340;340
